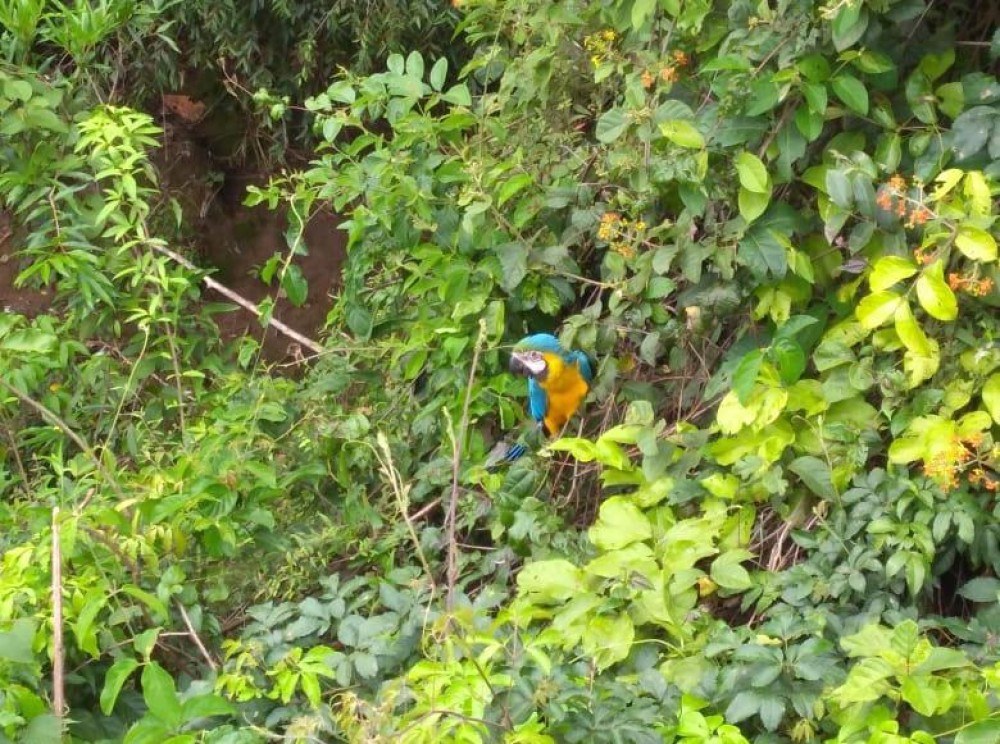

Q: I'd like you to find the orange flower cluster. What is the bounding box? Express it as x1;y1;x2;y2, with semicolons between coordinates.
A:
912;246;937;265
597;212;646;259
876;174;933;228
948;272;995;296
968;467;999;491
640;50;689;89
924;432;996;492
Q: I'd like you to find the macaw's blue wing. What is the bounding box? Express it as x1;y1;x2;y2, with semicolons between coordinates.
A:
527;377;548;424
568;350;594;383
484;440;529;471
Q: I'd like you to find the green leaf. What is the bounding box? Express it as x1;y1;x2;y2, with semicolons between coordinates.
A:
869;256;918;291
856;291;904;329
21;715;61;744
983;373;1000;423
659;119;704;149
123;718;170;744
386;53;404;74
101;658;140;715
405;51;424;79
346;303;373;340
832;74;869;115
0;328;57;354
959;577;1000;602
773;338;806;385
517;560;586;602
915;261;958;321
588;496;652;550
0;618;36;663
142;661;182;727
497;242;528;292
442;83;471;107
894;300;932;356
726;690;761;723
955;720;1000;744
789;456;836;499
735;152;770;193
733;350;763;403
180;693;235;723
955;225;998;262
825;168;853;209
497;173;533;205
429;58;447;91
919;49;955;81
631;0;656;29
832;2;868;51
952;107;997;160
710;550;754;591
596;108;629;143
900;675;939;717
582;612;634;670
738;186;771;223
281;264;308;307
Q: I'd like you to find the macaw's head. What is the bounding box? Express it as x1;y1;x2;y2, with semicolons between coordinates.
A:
509;333;563;380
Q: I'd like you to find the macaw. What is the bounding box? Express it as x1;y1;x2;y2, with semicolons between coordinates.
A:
489;333;594;466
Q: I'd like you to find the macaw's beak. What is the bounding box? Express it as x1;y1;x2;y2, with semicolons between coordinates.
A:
510;351;547;378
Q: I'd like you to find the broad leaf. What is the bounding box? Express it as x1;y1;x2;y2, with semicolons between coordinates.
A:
915;261;958;321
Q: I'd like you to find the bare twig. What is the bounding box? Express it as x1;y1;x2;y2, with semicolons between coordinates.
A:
51;508;65;730
446;320;487;610
149;242;324;355
176;601;218;672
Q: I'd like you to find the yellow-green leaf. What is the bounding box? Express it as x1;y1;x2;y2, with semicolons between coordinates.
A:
738;185;771;223
984;373;1000;423
589;497;652;550
735;151;770;193
857;291;904;329
915;261;958;321
660;119;705;149
964;172;991;216
955;225;997;262
517;560;586;602
931;168;964;201
903;343;940;388
894;301;932;356
870;256;918;291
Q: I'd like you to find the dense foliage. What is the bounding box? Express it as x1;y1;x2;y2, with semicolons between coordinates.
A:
1;0;999;742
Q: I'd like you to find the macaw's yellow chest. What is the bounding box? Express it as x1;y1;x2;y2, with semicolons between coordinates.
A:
539;352;590;435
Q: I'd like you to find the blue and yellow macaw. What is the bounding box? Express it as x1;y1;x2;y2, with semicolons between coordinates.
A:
491;333;594;465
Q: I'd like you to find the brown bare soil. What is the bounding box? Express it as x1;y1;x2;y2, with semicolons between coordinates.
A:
0;109;346;365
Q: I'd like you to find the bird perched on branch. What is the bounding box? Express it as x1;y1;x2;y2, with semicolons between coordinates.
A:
487;333;594;468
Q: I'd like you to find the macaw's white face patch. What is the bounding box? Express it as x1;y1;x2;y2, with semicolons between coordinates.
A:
510;350;548;378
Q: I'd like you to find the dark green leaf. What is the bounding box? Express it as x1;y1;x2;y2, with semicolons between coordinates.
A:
831;74;869;115
732;350;763;403
596;108;629;143
142;661;182;727
958;577;1000;602
789;456;836;499
101;658;140;715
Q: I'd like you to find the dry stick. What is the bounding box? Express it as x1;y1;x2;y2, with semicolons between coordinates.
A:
446;321;486;610
176;600;218;673
51;507;65;731
149;243;324;355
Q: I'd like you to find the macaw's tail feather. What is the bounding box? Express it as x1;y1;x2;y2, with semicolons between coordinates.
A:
484;441;529;472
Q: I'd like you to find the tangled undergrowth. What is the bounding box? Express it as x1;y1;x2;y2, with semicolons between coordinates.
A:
0;0;1000;742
